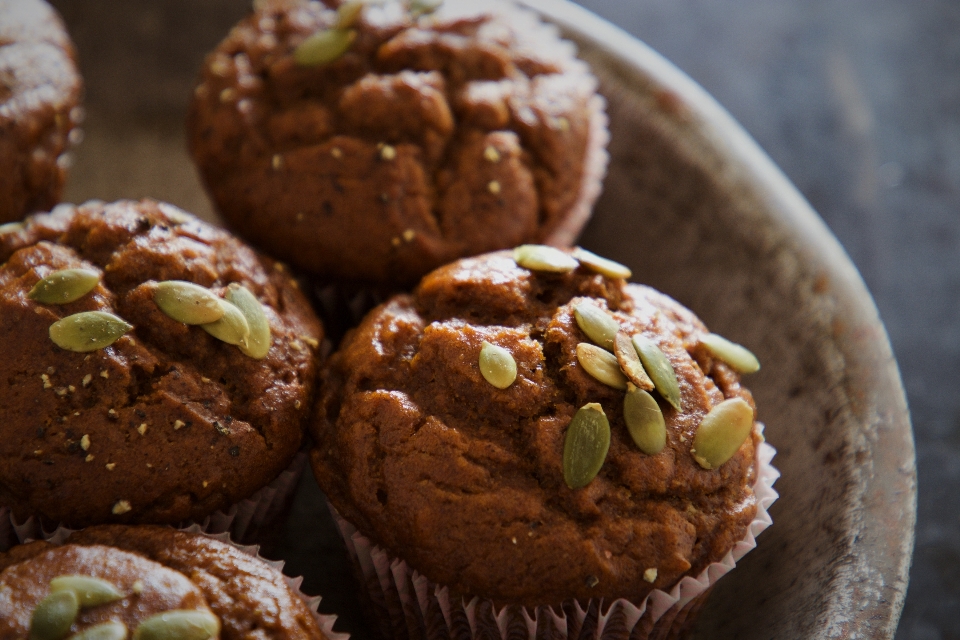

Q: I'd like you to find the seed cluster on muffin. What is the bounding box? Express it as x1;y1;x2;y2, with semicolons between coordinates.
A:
0;0;83;224
0;199;323;530
310;247;763;607
188;0;607;285
0;525;329;639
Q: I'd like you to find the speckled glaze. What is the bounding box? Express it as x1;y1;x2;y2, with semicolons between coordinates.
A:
48;0;914;638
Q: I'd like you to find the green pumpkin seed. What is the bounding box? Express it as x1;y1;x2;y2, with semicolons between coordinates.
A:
574;301;619;350
576;343;627;390
201;299;250;346
563;403;611;489
294;29;356;66
410;0;443;16
479;341;517;389
226;284;271;359
29;590;79;640
613;332;653;390
691;397;754;470
132;610;220;640
29;269;100;304
572;247;631;279
50;312;132;353
631;334;681;411
67;621;128;640
512;245;579;273
50;575;123;607
700;333;760;374
337;1;364;27
624;384;665;455
154;281;224;325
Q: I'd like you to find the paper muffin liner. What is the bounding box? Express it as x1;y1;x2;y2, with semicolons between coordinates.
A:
328;440;778;640
0;451;307;552
11;522;348;640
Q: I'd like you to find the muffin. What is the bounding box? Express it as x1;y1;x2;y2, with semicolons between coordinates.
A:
0;524;333;639
310;247;777;638
0;0;83;224
0;199;324;546
188;0;608;287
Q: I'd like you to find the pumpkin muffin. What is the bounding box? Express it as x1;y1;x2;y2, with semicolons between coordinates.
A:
0;0;83;224
0;525;330;639
310;247;772;636
188;0;607;286
0;199;324;537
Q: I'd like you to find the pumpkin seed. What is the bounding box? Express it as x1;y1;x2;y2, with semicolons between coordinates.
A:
49;312;132;353
631;334;681;410
29;269;100;304
574;301;619;350
624;384;665;455
410;0;443;16
226;284;271;359
201;300;250;346
132;610;220;640
66;621;128;640
0;221;25;235
154;281;225;325
613;332;653;390
572;247;631;279
563;403;611;489
700;333;760;374
576;343;627;390
691;397;754;469
294;28;356;66
29;590;79;640
478;341;517;389
50;575;123;607
337;1;364;27
512;245;579;273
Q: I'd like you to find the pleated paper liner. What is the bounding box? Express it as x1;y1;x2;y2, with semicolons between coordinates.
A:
329;440;778;640
12;521;347;640
0;450;308;552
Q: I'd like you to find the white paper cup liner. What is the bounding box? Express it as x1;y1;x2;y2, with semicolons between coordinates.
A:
1;451;308;551
328;440;778;640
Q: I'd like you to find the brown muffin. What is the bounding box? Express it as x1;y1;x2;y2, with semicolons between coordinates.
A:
0;0;83;224
188;0;607;286
0;199;324;530
0;525;329;639
310;248;764;608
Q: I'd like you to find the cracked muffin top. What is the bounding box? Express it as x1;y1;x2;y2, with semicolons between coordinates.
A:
0;199;324;528
0;0;83;224
310;248;763;607
0;525;328;639
188;0;607;286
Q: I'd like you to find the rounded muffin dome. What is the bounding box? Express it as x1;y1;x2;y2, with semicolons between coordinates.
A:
188;0;607;286
0;525;329;639
310;248;763;607
0;0;83;224
0;199;324;528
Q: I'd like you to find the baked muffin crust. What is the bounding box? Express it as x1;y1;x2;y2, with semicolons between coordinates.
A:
0;200;324;528
189;0;606;285
311;250;761;606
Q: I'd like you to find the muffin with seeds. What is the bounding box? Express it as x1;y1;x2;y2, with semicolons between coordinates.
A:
188;0;607;287
0;525;335;639
0;0;83;224
0;199;324;547
310;246;777;639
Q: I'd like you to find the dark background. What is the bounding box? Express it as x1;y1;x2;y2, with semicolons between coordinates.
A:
568;1;957;638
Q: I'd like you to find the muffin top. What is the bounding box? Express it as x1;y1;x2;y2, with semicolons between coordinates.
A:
0;199;324;528
0;0;83;223
0;525;327;639
311;248;762;607
188;0;606;285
